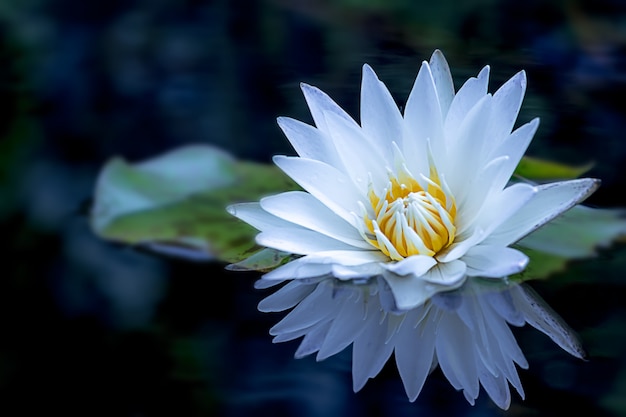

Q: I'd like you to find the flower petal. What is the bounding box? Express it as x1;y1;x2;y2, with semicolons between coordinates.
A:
269;281;334;334
421;260;467;285
395;306;437;401
257;228;362;255
486;70;527;147
429;49;455;119
227;202;295;231
403;61;444;176
273;156;365;225
485;178;601;247
436;313;480;400
261;191;371;249
324;110;388;192
489;118;540;190
360;64;403;161
438;182;535;263
512;284;587;360
300;82;358;137
331;263;385;280
463;245;529;278
258;280;317;312
382;260;466;311
263;250;386;280
276;116;342;169
263;258;333;280
454;155;510;234
317;288;369;360
444;65;489;141
446;94;493;195
381;255;437;276
352;311;397;391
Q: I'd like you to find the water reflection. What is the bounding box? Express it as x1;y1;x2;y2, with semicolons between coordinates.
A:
256;276;585;410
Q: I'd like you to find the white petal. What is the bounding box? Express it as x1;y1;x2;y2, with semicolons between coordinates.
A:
436;313;480;399
260;191;371;249
421;260;467;285
429;49;455;118
276;117;342;169
317;290;369;360
227;202;295;231
512;284;587;359
444;65;489;141
485;178;601;247
263;258;333;280
300;82;358;137
263;250;386;280
483;288;526;326
269;282;334;334
331;263;385;280
258;280;317;312
395;307;437;401
403;61;444;176
302;249;388;265
454;156;510;234
446;94;493;195
273;156;365;225
463;245;529;278
482;301;529;368
486;70;527;146
254;277;285;289
382;272;440;311
324;110;388;192
257;228;360;255
381;255;437;276
382;261;466;311
455;182;537;254
360;64;403;161
489;118;540;189
295;320;332;358
352;311;397;391
479;371;511;410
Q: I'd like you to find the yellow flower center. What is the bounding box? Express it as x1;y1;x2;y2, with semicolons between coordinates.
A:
360;165;456;261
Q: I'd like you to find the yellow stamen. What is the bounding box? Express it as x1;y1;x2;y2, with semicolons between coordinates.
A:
359;166;456;261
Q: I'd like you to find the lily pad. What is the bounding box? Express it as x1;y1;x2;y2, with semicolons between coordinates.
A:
510;248;569;283
90;145;298;263
514;156;594;181
512;205;626;282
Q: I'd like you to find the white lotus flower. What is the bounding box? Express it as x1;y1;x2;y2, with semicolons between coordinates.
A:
256;276;585;410
227;50;599;406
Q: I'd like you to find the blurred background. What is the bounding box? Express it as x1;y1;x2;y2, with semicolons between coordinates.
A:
1;0;626;415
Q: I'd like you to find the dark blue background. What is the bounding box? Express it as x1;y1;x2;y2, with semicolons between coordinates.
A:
1;0;625;415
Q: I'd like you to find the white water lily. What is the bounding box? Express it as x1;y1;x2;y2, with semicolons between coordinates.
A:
256;276;585;410
228;50;599;309
227;50;600;406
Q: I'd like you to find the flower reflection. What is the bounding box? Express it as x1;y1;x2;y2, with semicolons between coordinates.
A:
257;277;584;410
227;50;599;409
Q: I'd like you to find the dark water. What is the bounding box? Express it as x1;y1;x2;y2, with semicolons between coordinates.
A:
1;0;626;415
